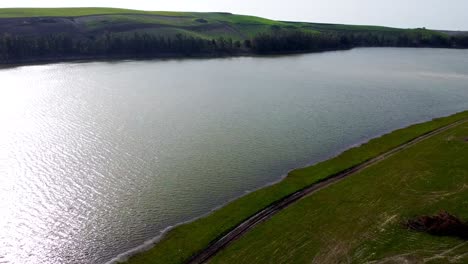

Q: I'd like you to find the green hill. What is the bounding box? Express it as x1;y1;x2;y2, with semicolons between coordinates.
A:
0;8;466;64
0;7;427;40
0;8;290;40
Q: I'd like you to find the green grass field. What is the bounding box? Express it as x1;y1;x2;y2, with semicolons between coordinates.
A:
0;8;303;40
126;112;468;264
0;8;402;30
0;8;286;27
0;7;431;40
211;118;468;263
0;8;189;18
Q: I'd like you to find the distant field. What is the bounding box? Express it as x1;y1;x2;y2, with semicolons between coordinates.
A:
210;119;468;263
0;8;189;18
126;112;468;264
0;7;419;40
0;8;298;40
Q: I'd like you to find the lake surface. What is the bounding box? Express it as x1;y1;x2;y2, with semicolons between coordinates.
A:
1;48;467;264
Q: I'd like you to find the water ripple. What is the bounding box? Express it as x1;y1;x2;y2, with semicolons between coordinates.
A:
0;48;467;263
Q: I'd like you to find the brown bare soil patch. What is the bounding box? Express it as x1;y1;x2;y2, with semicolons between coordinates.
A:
405;211;468;240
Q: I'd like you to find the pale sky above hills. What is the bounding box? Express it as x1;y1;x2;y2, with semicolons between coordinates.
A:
1;0;467;30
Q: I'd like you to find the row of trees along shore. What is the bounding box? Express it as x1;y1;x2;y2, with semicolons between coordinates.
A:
1;29;468;62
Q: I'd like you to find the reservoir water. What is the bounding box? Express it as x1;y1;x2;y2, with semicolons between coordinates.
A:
1;48;467;263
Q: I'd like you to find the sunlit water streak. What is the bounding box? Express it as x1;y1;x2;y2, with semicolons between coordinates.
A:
0;48;467;263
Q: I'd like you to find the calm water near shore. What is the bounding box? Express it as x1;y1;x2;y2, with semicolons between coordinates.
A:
1;48;468;264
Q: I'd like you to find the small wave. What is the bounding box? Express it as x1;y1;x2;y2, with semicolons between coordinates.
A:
105;225;174;264
418;72;468;80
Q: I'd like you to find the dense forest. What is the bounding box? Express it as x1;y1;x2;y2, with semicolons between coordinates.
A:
1;29;468;63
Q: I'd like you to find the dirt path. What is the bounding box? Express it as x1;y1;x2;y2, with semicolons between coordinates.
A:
187;118;467;264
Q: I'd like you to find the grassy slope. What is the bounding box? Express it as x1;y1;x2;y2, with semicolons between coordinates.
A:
0;7;437;40
211;119;468;263
0;8;189;17
126;112;468;264
0;8;295;40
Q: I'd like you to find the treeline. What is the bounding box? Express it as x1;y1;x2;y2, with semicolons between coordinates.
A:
251;31;343;53
0;33;245;62
1;30;467;63
250;30;468;54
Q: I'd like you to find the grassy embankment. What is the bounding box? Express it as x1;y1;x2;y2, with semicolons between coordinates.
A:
211;117;468;263
0;8;310;40
126;111;468;264
0;7;439;40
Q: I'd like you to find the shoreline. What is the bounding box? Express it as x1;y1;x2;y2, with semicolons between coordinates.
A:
187;118;468;264
111;111;468;264
0;48;350;68
2;46;468;69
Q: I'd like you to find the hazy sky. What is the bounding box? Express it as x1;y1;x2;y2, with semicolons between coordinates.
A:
2;0;467;30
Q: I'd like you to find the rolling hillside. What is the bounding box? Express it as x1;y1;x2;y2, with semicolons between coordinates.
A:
0;8;466;64
0;7;432;40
